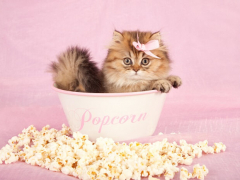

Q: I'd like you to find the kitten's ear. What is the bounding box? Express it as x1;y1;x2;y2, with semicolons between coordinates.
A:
113;30;123;43
150;31;167;51
150;31;161;42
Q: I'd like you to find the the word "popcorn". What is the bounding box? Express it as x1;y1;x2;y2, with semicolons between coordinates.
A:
0;125;226;180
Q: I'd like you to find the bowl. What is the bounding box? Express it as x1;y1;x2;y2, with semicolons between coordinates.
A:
53;84;166;141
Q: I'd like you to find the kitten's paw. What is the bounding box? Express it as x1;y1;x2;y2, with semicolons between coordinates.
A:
167;75;182;88
152;80;172;93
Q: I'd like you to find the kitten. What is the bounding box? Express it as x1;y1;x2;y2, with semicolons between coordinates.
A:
50;30;182;93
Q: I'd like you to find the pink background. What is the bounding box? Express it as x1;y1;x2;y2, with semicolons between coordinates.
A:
0;0;240;179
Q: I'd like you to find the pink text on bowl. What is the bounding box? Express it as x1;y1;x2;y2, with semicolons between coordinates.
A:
72;109;147;133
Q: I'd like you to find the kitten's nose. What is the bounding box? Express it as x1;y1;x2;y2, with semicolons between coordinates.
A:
133;68;139;72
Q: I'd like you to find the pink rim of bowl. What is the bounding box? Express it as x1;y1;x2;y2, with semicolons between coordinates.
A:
52;84;160;97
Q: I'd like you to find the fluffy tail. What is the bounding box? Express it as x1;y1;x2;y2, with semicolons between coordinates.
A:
49;46;104;93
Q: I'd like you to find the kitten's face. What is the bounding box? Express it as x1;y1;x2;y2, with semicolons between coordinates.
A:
103;31;171;86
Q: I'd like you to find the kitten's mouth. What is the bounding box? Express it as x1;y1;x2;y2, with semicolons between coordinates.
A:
130;74;142;79
128;71;145;80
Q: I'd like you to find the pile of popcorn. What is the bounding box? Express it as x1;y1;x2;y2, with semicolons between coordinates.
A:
0;124;226;180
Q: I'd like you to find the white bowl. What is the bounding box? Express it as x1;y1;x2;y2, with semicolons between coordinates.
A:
53;84;166;141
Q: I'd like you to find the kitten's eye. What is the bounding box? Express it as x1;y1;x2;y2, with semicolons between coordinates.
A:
141;58;150;65
123;58;132;65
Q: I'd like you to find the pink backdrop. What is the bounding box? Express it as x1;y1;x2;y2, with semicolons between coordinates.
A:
0;1;240;179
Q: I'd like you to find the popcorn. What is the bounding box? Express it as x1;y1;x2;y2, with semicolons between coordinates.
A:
180;165;208;180
8;136;19;145
191;146;203;158
213;142;226;153
0;145;19;164
61;165;74;175
192;164;209;180
0;124;225;180
180;155;193;165
119;168;133;180
164;162;179;180
180;167;192;180
49;161;62;172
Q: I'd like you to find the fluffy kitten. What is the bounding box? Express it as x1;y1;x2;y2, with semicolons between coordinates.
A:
50;30;182;93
